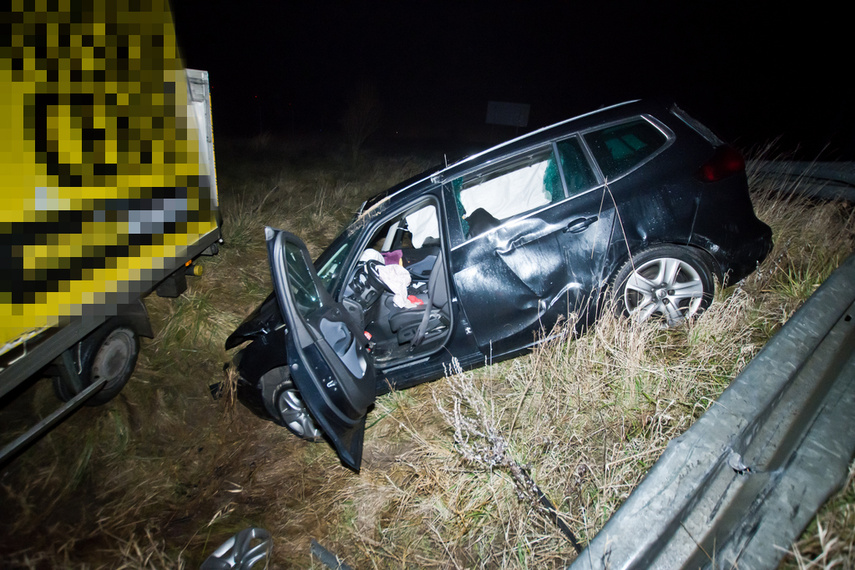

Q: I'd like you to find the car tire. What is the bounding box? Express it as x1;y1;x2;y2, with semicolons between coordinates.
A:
612;245;716;326
265;367;324;442
52;322;140;406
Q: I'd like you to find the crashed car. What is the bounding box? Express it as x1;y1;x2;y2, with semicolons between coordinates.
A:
225;99;772;471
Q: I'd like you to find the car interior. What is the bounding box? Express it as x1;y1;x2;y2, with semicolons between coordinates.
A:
340;202;451;363
453;149;557;239
450;138;598;240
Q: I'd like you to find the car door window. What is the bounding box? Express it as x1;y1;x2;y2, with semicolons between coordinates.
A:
556;137;599;197
451;147;563;240
283;240;324;316
404;204;439;249
584;118;667;180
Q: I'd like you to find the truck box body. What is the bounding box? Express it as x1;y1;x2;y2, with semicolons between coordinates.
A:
1;0;220;457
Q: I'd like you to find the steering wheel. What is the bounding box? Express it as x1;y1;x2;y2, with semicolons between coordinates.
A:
363;259;393;293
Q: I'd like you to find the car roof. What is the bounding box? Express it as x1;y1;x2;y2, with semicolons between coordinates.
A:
361;98;664;216
440;99;645;176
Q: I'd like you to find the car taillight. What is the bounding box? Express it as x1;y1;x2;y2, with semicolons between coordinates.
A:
696;146;745;182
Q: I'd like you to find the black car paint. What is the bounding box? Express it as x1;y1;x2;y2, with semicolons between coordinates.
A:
227;298;287;420
265;229;376;469
226;100;773;471
449;184;614;355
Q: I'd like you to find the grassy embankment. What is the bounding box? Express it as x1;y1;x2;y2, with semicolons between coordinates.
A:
0;138;852;568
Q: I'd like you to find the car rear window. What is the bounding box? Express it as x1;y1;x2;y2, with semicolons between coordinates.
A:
584;118;667;180
556;137;598;197
670;103;724;146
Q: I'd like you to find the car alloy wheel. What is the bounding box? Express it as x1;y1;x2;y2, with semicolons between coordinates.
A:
274;377;324;442
613;245;715;326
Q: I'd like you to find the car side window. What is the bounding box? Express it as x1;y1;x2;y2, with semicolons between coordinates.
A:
451;147;564;240
556;137;598;197
584;118;667;180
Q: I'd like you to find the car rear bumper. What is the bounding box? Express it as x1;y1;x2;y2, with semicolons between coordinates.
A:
692;215;773;285
721;221;773;284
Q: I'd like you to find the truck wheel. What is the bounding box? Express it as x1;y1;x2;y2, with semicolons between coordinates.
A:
52;323;140;406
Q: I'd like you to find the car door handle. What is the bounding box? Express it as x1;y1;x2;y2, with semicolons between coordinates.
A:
563;216;598;233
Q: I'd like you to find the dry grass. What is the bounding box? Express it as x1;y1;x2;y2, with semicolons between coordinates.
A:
0;141;853;568
328;293;768;568
782;460;855;569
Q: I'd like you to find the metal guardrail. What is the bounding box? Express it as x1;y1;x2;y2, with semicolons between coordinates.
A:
753;160;855;202
570;253;855;569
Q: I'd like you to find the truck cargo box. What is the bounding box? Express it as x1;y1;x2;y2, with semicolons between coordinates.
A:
1;0;221;462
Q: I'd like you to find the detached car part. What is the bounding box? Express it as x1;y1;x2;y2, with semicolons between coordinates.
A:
201;527;272;570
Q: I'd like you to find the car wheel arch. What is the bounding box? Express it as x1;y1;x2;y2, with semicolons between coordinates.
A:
606;243;720;325
607;242;721;286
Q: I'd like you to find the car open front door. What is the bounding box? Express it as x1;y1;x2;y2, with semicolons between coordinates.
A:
265;227;376;471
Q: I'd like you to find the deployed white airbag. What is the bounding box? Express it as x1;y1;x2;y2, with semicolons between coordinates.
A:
459;160;550;221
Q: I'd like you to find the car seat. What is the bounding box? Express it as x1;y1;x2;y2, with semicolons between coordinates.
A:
386;252;449;347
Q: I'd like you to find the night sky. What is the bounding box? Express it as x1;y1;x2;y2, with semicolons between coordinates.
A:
171;2;853;158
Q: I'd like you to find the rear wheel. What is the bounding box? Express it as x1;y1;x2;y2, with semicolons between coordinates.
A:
612;245;715;326
52;322;140;406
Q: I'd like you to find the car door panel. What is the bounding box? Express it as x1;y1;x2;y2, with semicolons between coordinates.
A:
496;217;574;297
450;189;614;354
266;227;375;471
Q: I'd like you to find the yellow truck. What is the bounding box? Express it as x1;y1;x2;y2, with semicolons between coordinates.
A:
1;0;220;461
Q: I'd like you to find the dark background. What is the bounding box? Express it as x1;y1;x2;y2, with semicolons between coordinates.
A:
171;1;854;159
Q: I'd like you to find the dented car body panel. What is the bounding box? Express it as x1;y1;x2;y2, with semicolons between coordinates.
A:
227;99;773;471
448;183;615;354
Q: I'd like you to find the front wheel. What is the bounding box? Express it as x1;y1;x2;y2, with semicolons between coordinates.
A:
260;366;324;442
612;245;716;327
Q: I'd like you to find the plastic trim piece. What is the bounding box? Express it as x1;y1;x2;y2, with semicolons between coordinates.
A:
570;253;855;569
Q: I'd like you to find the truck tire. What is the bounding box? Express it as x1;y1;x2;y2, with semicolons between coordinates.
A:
52;321;140;406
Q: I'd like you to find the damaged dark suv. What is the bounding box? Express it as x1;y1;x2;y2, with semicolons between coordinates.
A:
225;100;772;471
